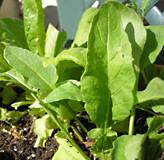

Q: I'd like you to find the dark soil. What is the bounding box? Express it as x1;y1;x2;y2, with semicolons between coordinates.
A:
0;114;58;160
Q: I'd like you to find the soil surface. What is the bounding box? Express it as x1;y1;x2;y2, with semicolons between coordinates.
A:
0;114;58;160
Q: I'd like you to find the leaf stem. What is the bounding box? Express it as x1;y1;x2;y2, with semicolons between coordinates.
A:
136;106;158;116
31;93;89;160
141;70;148;85
128;108;135;135
71;125;83;143
67;104;88;133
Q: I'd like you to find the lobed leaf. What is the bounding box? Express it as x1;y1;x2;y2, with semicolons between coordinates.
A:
137;77;164;104
114;2;146;69
140;26;164;69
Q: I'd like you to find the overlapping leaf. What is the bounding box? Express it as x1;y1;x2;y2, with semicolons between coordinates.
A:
0;18;27;48
140;26;164;69
81;2;136;126
46;80;83;103
73;8;98;47
55;48;87;68
113;2;146;69
4;46;57;96
111;135;146;160
137;77;164;104
52;135;86;160
45;24;66;57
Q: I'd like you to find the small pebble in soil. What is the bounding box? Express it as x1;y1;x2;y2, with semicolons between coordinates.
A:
0;114;58;160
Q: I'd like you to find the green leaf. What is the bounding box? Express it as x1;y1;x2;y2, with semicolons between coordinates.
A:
46;80;83;103
142;0;160;15
58;100;83;120
141;0;149;15
91;136;113;160
33;114;53;147
111;135;146;160
88;128;117;139
152;105;164;114
112;118;129;133
4;46;57;97
45;24;66;57
0;18;27;48
2;86;17;105
0;43;10;72
55;48;87;68
88;128;117;160
73;8;98;47
147;116;164;140
28;101;46;117
145;116;164;160
115;2;146;69
140;26;164;69
55;48;87;82
137;77;164;104
81;2;136;126
5;69;32;90
88;128;104;140
0;108;26;124
52;135;86;160
23;0;45;56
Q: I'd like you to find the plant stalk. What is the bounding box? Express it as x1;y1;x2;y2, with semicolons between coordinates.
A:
32;93;89;160
128;108;135;135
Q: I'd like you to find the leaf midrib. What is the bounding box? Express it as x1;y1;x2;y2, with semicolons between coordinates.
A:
7;51;53;91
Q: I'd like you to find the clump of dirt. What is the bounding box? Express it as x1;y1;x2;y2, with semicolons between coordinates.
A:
0;114;58;160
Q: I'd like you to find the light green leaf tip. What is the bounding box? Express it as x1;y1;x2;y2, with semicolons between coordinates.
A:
137;77;164;104
52;135;86;160
111;134;146;160
46;80;83;103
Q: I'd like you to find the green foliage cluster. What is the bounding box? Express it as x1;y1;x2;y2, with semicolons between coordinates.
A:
0;0;163;159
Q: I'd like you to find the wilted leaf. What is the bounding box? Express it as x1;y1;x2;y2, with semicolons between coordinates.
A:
33;114;53;147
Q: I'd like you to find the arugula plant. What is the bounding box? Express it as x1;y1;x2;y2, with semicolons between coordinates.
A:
0;0;164;159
